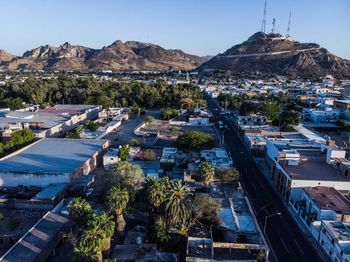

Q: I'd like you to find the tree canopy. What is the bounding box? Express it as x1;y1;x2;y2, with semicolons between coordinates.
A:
176;131;215;151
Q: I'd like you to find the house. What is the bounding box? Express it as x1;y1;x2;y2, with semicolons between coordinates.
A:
186;183;269;261
103;148;120;170
236;115;269;134
200;148;233;169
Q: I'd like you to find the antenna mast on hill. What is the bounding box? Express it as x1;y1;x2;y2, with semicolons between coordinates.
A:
271;18;276;33
286;11;291;37
261;0;267;33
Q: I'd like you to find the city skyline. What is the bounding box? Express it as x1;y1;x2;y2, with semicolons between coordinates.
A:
1;0;350;59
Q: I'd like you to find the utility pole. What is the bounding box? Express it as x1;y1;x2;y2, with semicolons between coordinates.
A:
261;0;267;33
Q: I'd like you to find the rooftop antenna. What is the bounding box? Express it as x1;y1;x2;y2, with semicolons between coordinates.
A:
261;0;267;33
271;18;276;33
286;11;291;37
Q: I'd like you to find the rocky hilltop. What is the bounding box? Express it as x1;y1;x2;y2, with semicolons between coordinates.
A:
0;41;205;71
198;32;350;78
0;49;14;62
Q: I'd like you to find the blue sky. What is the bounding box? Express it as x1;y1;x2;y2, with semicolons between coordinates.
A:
1;0;349;59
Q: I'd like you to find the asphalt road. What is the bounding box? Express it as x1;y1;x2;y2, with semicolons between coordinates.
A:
207;97;325;262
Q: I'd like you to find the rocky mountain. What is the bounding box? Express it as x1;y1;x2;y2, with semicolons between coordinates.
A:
0;49;14;62
0;41;205;72
198;32;350;78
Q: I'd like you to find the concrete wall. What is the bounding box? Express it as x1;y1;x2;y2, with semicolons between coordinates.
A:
0;172;70;187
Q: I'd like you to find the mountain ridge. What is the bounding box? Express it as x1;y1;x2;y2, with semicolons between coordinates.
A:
0;41;205;71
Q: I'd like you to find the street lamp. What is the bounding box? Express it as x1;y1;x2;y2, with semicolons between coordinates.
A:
263;212;282;234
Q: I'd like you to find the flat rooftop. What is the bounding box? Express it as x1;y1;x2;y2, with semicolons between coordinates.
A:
304;187;350;214
284;160;350;182
0;111;70;129
0;138;107;174
37;104;100;116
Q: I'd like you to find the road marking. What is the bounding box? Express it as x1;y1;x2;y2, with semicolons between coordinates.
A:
294;239;305;255
280;238;290;254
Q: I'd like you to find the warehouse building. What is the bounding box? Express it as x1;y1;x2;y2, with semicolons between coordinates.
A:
0;138;109;187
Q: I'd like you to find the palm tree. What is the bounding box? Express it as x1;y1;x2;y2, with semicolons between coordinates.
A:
69;197;93;227
200;162;215;185
97;212;115;252
154;217;171;243
164;180;192;226
73;238;102;262
107;185;129;232
147;177;167;210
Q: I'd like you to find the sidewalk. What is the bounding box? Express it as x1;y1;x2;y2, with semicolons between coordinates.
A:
254;158;332;262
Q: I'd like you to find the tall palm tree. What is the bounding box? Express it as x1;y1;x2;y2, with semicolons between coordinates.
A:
147;177;167;210
97;212;115;252
69;197;93;227
73;238;102;262
107;185;129;232
200;162;215;185
164;180;192;226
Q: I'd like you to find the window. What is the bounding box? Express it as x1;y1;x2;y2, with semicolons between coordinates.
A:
321;240;324;245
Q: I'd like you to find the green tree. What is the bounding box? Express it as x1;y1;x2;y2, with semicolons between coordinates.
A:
88;212;115;252
128;139;140;146
160;108;179;120
67;125;83;139
264;101;282;122
86;120;99;132
154;217;171;243
164;180;192;226
69;198;94;228
219;168;240;182
110;161;145;196
280;110;301;131
194;195;220;225
107;185;129;232
200;162;215;184
176;131;214;151
5;129;35;151
145;115;155;125
147;177;169;209
118;144;130;161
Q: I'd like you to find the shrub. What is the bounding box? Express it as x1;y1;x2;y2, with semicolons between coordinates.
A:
86;120;99;132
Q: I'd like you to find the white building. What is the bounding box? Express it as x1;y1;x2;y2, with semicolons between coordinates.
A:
103;148;120;170
200;148;233;169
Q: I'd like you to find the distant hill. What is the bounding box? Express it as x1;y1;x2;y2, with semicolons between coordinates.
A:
0;49;14;62
0;41;206;72
198;32;350;78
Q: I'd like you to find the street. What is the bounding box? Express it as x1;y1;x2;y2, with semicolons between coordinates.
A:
207;97;325;262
